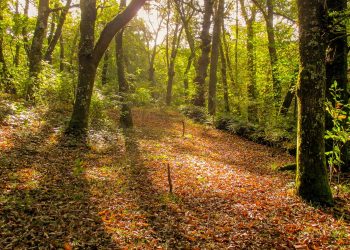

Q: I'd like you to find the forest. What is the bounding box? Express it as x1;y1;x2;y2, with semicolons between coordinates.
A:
1;0;350;248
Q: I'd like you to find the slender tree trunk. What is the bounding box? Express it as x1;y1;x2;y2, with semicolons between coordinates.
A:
59;34;65;71
116;0;133;128
14;0;20;66
22;0;30;57
101;49;109;85
175;0;195;97
279;67;298;116
166;22;182;106
26;0;50;101
296;0;333;205
240;0;257;122
45;0;72;63
0;0;16;94
220;41;230;112
266;0;281;103
208;0;224;115
192;0;214;107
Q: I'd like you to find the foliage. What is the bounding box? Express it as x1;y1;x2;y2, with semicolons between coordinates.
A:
325;82;350;180
179;104;210;123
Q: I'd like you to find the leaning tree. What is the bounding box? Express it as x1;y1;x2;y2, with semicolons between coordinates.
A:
67;0;147;136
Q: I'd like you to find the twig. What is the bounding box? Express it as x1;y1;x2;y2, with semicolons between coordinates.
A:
182;120;185;137
167;163;173;194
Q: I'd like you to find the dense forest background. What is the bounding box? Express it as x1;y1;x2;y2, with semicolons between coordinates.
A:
1;0;350;248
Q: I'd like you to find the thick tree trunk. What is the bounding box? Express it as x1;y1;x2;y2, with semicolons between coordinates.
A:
45;0;72;63
67;0;97;135
208;0;224;115
296;0;333;205
192;0;213;107
26;0;50;101
220;41;230;112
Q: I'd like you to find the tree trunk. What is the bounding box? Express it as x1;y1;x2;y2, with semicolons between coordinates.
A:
266;0;281;103
0;0;16;94
14;0;20;67
240;0;257;122
26;0;50;101
192;0;214;107
22;0;30;57
101;49;109;85
208;0;224;115
175;0;196;97
59;34;65;71
45;0;72;63
279;67;298;116
295;0;333;205
116;0;133;128
220;41;230;112
67;0;97;135
166;22;182;106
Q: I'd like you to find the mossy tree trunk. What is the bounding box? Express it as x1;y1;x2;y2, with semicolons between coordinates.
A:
295;0;333;205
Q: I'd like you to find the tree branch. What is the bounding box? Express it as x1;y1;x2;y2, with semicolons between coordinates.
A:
93;0;147;65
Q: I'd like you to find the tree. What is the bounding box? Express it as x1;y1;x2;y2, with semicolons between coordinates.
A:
192;0;214;107
208;0;224;115
67;0;146;136
116;0;133;128
26;0;50;101
0;0;16;94
295;0;333;205
240;0;257;122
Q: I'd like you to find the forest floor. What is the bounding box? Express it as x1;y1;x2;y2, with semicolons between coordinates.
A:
1;97;350;249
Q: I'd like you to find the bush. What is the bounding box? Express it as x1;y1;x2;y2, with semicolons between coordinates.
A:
179;105;210;123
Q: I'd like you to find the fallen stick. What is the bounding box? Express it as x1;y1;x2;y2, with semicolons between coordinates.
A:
167;163;173;194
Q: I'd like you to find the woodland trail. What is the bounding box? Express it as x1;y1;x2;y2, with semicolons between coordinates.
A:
0;105;350;249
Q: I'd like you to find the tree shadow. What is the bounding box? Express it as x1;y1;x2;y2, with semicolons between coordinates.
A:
0;106;116;249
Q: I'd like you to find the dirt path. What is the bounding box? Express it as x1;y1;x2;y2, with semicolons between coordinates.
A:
1;106;349;249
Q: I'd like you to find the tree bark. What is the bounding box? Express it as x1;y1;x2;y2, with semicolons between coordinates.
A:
295;0;333;205
208;0;224;115
279;66;298;116
192;0;214;107
26;0;50;101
